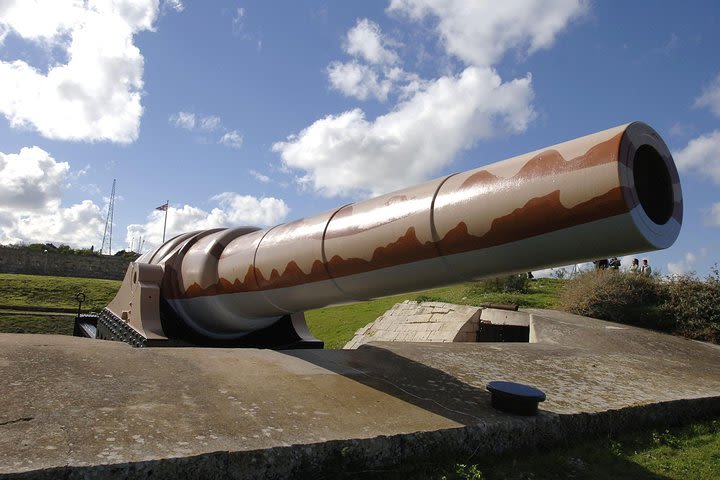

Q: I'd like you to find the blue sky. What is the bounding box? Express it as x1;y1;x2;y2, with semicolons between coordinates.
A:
1;0;719;277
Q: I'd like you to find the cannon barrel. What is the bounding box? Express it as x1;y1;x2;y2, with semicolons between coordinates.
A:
103;122;681;346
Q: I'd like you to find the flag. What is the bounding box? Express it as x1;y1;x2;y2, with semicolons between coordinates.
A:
155;202;168;211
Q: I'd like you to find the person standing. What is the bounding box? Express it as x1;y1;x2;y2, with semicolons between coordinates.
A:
641;259;652;276
629;258;640;273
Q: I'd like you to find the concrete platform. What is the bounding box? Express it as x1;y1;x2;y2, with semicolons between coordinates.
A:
2;309;720;479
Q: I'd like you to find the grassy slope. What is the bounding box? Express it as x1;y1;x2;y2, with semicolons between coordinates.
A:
0;273;120;311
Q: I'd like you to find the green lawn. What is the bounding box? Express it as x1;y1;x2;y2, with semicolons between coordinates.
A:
0;312;75;335
0;273;120;312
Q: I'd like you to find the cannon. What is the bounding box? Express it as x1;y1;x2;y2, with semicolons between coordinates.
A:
84;122;682;348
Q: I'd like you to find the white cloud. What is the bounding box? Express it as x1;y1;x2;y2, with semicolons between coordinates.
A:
0;0;166;143
220;130;244;149
694;72;720;117
170;111;241;145
673;130;720;184
667;249;707;275
345;18;398;65
163;0;184;13
705;203;720;227
200;115;221;131
387;0;587;66
327;61;393;101
233;7;245;31
0;146;69;210
0;146;104;247
169;111;196;129
274;67;534;198
283;0;585;198
250;170;271;183
125;193;289;250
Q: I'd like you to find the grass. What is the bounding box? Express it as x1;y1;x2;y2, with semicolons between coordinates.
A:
0;273;120;312
0;312;75;335
305;278;562;349
345;417;720;479
468;418;720;480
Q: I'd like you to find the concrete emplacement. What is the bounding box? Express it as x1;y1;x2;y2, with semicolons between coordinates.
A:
2;305;720;479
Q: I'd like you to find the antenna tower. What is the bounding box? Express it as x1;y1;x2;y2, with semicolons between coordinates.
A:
100;179;116;255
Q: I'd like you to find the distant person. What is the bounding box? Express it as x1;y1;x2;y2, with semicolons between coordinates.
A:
641;259;652;276
629;258;640;274
609;257;621;270
594;259;609;270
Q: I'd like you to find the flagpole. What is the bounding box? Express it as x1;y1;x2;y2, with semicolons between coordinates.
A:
162;200;168;243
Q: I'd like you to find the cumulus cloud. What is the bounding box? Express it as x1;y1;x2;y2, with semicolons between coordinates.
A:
387;0;588;67
0;0;172;143
694;72;720;117
275;67;534;197
280;1;584;198
170;110;242;147
232;7;246;32
0;147;104;247
163;0;184;13
667;249;707;275
345;18;398;65
199;115;221;131
327;61;393;101
220;130;244;149
250;170;271;183
0;146;69;210
169;111;196;130
673;130;720;184
705;203;720;227
125;193;289;249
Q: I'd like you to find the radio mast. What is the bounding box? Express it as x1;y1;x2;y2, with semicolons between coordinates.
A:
100;179;116;255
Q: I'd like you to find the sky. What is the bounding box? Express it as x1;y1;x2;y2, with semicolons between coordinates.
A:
0;0;719;278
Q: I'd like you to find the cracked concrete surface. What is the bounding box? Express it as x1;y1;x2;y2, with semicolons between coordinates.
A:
1;309;719;479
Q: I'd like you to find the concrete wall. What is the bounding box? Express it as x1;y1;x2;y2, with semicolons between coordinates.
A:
0;246;130;280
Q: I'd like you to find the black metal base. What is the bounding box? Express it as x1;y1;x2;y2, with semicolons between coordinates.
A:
73;313;98;339
74;307;324;350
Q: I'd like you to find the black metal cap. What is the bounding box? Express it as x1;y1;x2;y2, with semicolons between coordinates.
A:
487;381;546;416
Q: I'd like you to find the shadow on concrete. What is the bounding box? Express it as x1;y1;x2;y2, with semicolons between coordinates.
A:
284;344;509;426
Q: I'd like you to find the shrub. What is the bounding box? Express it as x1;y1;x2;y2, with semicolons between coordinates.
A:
558;267;720;343
473;274;530;294
660;268;720;343
558;270;664;325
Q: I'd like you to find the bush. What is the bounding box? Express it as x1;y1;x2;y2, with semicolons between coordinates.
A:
558;267;720;344
558;270;664;325
661;268;720;343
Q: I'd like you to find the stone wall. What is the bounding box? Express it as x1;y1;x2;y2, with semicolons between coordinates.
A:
0;246;130;280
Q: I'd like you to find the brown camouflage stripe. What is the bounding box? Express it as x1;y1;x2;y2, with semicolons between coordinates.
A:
171;132;629;299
